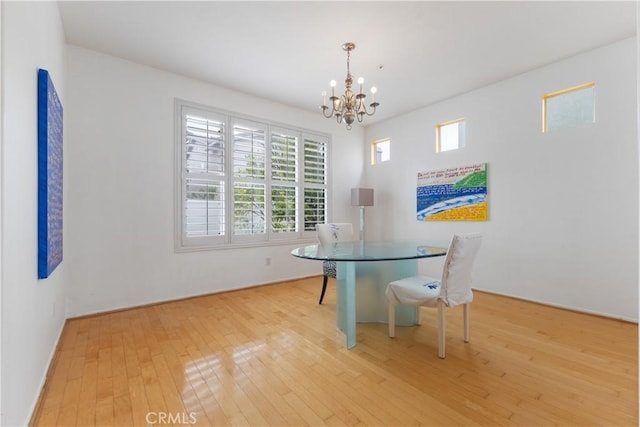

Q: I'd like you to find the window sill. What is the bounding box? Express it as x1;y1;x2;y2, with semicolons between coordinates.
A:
175;237;318;253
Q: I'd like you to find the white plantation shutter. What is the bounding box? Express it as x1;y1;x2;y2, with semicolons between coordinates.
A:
271;130;298;235
302;135;328;231
176;100;330;250
233;121;266;179
303;187;326;232
182;108;226;244
184;113;225;175
233;182;266;236
232;120;267;240
271;131;297;182
303;136;326;184
271;185;297;233
185;179;225;237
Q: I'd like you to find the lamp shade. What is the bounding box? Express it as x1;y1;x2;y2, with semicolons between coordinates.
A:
351;188;374;206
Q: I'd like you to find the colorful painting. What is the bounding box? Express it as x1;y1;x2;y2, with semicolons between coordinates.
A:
38;69;64;279
417;163;488;221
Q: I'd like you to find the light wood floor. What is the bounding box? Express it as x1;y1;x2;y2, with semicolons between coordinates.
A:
32;277;638;426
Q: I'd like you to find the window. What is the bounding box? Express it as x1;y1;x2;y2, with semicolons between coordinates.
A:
543;82;595;132
371;138;391;164
436;118;465;152
176;100;329;250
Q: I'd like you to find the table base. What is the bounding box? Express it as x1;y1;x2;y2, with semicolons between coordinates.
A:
336;259;419;348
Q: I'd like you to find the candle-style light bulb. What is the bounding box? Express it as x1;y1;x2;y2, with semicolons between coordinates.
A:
321;90;327;106
330;80;336;97
371;86;377;103
357;77;364;94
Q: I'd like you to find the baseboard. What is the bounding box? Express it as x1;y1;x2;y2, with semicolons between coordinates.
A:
474;287;638;324
28;317;68;426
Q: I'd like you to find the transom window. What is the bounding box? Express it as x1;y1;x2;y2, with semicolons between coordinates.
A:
371;138;391;164
176;100;329;250
543;82;595;132
436;118;465;152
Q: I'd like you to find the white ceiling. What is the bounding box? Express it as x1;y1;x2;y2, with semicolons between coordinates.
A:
58;1;636;125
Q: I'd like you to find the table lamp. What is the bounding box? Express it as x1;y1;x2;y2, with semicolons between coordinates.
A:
351;188;374;241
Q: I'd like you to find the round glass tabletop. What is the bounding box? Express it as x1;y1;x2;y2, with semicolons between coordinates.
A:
291;240;448;262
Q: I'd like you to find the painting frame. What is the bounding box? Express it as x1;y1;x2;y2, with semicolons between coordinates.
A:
38;69;64;279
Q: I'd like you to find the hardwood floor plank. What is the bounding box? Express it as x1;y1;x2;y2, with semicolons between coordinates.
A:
55;377;81;426
75;358;98;426
127;375;151;427
31;277;638;426
139;361;167;415
94;396;114;426
177;352;229;426
150;353;189;419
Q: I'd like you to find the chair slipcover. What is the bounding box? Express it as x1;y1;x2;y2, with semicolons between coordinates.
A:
386;232;481;308
385;275;441;306
316;223;354;246
385;232;482;358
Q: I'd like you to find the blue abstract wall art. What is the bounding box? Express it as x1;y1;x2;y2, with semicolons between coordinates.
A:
38;69;63;279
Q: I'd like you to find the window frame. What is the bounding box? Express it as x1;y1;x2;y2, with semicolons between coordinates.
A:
175;99;330;251
542;82;595;133
436;117;465;153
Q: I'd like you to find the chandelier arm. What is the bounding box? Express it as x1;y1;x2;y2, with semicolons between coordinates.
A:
356;102;379;117
320;106;334;119
355;102;374;118
365;102;379;117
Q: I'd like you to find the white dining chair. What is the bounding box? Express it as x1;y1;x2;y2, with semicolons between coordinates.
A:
315;223;354;304
385;232;482;358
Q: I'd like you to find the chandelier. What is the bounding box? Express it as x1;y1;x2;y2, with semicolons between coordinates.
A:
320;42;379;130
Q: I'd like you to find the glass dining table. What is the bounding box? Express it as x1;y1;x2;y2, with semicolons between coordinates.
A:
291;240;448;349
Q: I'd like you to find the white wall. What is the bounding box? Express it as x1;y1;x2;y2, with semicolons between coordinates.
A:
0;2;4;421
1;2;69;426
66;46;364;317
364;38;638;321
